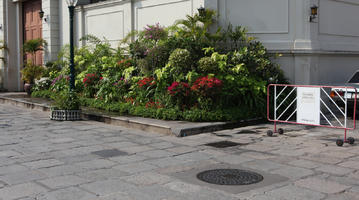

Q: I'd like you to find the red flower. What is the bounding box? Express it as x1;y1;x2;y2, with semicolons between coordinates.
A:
117;59;133;67
167;81;190;97
145;101;163;109
191;76;222;96
137;77;155;88
83;73;101;87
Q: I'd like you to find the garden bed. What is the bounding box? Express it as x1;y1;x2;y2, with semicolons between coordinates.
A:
30;10;286;123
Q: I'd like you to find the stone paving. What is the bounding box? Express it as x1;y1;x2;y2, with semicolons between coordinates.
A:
1;104;359;199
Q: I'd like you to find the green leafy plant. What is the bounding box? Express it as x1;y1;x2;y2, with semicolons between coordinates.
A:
95;78;127;103
52;91;80;110
31;89;54;99
167;48;192;79
20;62;44;84
198;57;217;73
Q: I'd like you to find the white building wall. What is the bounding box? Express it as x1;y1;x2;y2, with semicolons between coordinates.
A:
3;0;359;91
59;0;204;47
214;0;359;84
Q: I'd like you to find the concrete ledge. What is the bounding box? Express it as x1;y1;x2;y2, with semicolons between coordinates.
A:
0;95;51;112
0;93;264;137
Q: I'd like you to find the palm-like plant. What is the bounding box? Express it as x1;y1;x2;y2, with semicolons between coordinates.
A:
174;9;216;40
23;38;47;65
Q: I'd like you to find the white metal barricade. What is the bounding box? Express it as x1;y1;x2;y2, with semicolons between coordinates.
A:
267;84;357;146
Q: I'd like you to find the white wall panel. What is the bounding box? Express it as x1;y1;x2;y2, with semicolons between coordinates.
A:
223;0;289;34
135;0;192;30
86;11;124;41
319;0;359;37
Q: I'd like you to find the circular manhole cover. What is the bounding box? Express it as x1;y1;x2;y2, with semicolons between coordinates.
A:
197;169;263;185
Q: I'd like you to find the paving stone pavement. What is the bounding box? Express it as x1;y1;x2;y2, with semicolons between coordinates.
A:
1;104;359;199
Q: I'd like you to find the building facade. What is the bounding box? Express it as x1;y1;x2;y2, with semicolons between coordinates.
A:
1;0;359;91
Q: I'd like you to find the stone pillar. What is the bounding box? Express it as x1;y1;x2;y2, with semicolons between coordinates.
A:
0;0;5;90
1;0;22;91
42;0;60;63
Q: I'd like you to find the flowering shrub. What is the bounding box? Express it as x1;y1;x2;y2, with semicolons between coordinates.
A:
83;73;101;87
135;77;157;104
33;77;52;92
114;77;129;87
117;59;133;68
145;101;163;109
168;82;190;96
34;11;286;122
143;45;169;70
144;23;167;41
167;81;191;109
83;73;102;97
113;78;131;97
191;76;222;97
137;77;155;88
50;75;69;92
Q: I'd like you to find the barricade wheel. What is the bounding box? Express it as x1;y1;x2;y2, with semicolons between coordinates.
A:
267;130;273;137
348;137;355;145
336;139;344;147
278;128;284;135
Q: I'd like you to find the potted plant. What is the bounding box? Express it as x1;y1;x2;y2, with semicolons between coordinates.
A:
50;90;81;121
21;38;47;94
20;62;44;95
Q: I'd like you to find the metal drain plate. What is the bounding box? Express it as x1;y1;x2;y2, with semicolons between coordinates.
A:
92;149;128;158
197;169;263;185
0;124;11;128
204;141;240;148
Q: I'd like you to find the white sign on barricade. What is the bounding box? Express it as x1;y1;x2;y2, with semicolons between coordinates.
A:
297;87;320;125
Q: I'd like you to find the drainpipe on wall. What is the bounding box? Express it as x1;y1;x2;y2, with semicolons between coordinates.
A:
2;0;8;91
15;2;21;91
130;0;135;43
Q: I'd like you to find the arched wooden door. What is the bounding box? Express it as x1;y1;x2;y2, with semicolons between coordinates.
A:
23;0;43;66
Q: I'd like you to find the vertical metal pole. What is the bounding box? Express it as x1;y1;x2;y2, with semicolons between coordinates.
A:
274;85;277;132
344;88;348;142
344;129;347;142
69;6;75;91
274;85;277;120
345;88;347;129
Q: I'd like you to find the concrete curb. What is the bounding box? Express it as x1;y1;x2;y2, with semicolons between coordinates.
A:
0;94;264;137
